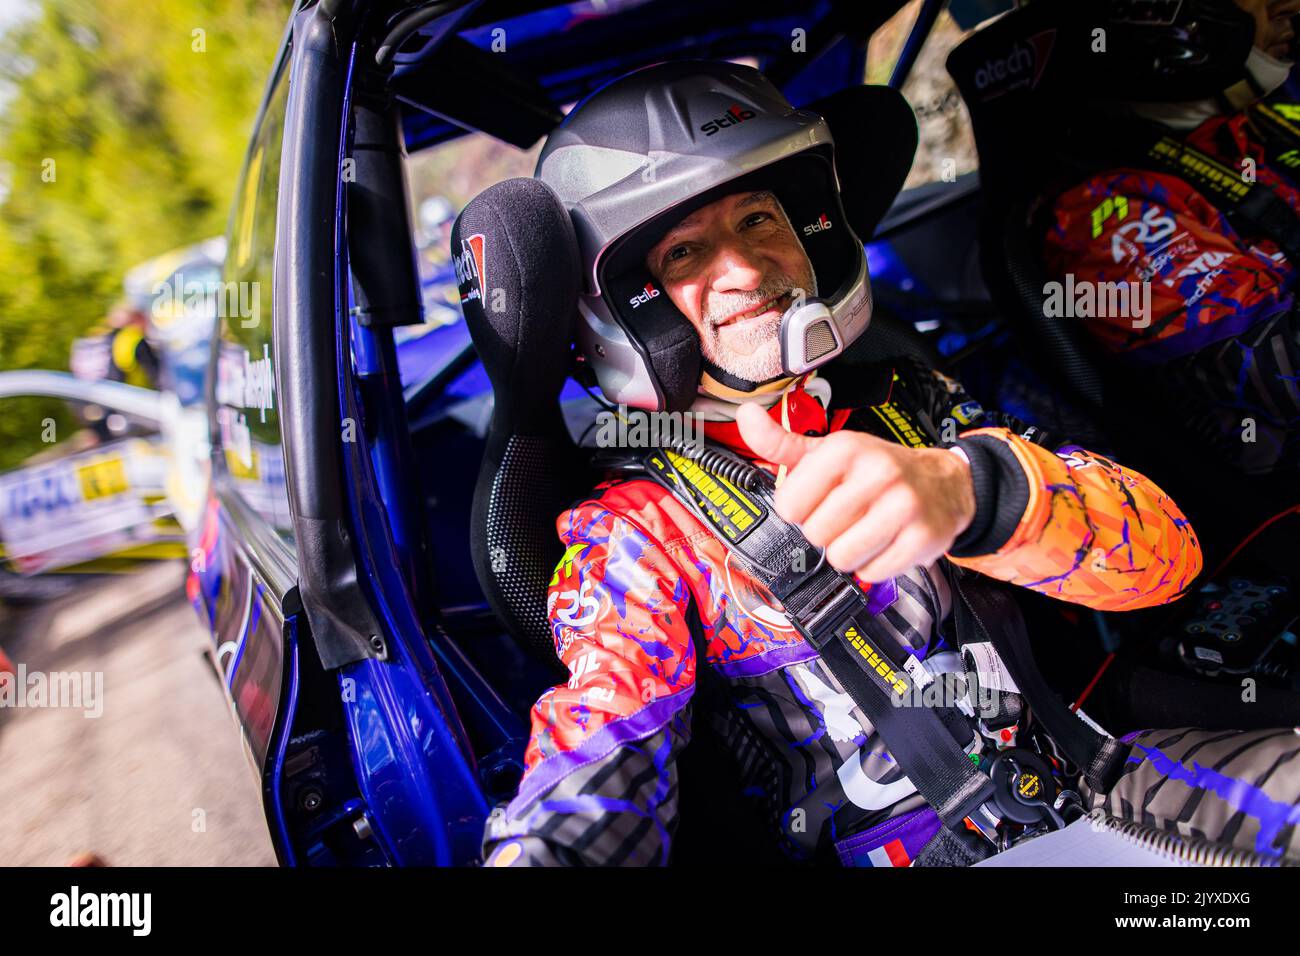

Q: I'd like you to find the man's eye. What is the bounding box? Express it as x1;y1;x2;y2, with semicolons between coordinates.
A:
665;244;691;263
742;211;773;228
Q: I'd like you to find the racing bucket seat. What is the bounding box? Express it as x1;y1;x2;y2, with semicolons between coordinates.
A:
945;3;1113;414
946;1;1300;554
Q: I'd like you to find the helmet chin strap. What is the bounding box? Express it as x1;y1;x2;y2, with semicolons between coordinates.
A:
1220;46;1294;113
1246;45;1294;98
692;369;830;421
698;368;797;402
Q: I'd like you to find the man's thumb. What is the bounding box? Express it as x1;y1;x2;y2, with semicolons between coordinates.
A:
736;402;816;467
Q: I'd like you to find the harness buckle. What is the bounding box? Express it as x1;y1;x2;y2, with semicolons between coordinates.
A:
986;748;1065;830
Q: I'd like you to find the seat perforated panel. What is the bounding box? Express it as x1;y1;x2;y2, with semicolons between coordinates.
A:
479;434;575;670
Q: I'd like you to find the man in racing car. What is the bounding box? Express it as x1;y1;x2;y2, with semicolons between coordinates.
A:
479;61;1300;866
1043;0;1300;481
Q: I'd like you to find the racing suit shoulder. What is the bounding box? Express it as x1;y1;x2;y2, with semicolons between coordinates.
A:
893;355;1047;441
566;475;722;555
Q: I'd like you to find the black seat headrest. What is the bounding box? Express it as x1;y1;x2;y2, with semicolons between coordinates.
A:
804;85;918;241
451;177;581;433
946;4;1070;195
453;178;587;675
947;9;1110;410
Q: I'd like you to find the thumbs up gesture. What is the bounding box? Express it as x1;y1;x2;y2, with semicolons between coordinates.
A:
736;403;976;583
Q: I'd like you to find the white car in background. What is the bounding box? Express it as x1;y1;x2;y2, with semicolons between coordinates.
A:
0;371;207;597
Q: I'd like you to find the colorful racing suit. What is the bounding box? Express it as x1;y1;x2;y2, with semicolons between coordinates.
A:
481;359;1292;866
1045;111;1300;474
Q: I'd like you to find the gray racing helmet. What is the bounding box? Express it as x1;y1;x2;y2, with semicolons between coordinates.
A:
536;60;871;413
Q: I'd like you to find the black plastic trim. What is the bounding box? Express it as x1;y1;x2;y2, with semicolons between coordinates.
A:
276;1;386;669
392;35;562;149
348;97;425;327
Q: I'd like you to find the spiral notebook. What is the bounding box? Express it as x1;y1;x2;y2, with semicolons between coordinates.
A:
975;816;1180;867
969;810;1294;867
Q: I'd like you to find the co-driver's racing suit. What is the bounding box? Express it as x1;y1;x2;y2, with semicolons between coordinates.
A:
1045;107;1300;475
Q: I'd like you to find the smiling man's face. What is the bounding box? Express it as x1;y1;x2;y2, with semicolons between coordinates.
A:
645;189;816;384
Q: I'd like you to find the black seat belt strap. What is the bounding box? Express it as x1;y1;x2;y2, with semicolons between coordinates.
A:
637;443;997;834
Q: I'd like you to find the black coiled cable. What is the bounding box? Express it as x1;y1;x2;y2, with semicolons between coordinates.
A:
671;441;763;492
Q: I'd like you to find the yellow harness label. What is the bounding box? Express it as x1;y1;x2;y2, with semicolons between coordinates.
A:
837;622;909;696
870;402;928;449
1150;139;1250;201
653;449;765;542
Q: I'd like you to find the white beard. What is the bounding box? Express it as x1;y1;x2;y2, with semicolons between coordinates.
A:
700;313;786;382
698;265;817;383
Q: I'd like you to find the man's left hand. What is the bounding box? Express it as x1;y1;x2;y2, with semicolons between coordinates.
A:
736;403;977;583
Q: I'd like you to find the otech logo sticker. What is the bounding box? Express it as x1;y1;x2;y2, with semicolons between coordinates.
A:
970;29;1055;102
455;232;486;304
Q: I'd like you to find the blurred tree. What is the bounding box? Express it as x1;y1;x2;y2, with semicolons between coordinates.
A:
0;0;289;469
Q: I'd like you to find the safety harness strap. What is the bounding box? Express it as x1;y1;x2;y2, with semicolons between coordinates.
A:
638;443;996;833
1246;101;1300;189
795;581;996;829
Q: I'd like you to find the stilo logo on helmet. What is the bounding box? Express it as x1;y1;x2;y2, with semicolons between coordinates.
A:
699;104;757;136
802;213;833;235
628;282;660;309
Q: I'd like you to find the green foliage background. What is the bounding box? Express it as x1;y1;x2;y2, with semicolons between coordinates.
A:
0;0;289;469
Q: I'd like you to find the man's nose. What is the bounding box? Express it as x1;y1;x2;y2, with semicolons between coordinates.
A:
708;241;765;294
